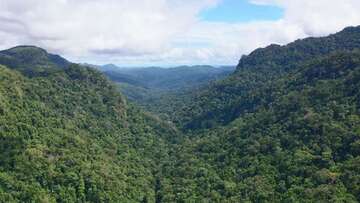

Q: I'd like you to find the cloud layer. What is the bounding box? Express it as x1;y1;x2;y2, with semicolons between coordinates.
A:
1;0;360;65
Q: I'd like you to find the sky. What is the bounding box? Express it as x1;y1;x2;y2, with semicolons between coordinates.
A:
1;0;360;66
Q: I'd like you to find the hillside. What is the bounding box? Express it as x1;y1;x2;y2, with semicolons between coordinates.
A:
0;46;70;77
133;26;360;202
160;50;360;202
171;26;360;131
0;47;177;202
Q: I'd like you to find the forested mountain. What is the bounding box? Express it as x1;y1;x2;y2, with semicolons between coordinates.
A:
0;46;178;202
160;50;360;202
170;26;360;131
151;26;360;202
0;46;70;77
1;26;360;202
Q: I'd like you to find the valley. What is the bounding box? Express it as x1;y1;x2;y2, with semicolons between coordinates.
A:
98;65;235;121
1;26;360;202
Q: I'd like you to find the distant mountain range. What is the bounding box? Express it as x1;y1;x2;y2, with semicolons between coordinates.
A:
88;64;236;112
100;65;235;90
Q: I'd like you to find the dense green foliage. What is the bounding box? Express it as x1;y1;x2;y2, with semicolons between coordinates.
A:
159;50;360;202
0;47;177;202
0;46;70;77
1;26;360;202
140;26;360;202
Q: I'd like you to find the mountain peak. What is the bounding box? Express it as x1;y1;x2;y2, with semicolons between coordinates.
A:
236;25;360;73
102;63;120;69
0;46;70;74
5;45;47;52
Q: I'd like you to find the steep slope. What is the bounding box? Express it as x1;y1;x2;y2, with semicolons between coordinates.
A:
0;59;177;201
159;49;360;202
0;46;70;77
173;26;360;131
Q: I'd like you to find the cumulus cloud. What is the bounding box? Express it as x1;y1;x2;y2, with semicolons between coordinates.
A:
1;0;360;65
185;0;360;65
0;0;219;60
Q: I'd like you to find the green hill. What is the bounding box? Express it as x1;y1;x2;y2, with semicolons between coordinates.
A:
141;26;360;202
0;50;177;202
159;50;360;202
172;26;360;131
0;46;70;77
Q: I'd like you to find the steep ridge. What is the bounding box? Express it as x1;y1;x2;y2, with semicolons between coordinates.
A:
0;46;70;77
0;54;177;202
159;49;360;202
173;26;360;131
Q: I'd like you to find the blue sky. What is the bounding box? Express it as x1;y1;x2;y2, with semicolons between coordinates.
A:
200;0;283;23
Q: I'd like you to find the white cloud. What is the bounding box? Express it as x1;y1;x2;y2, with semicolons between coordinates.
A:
0;0;219;61
277;0;360;36
177;0;360;65
0;0;360;66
